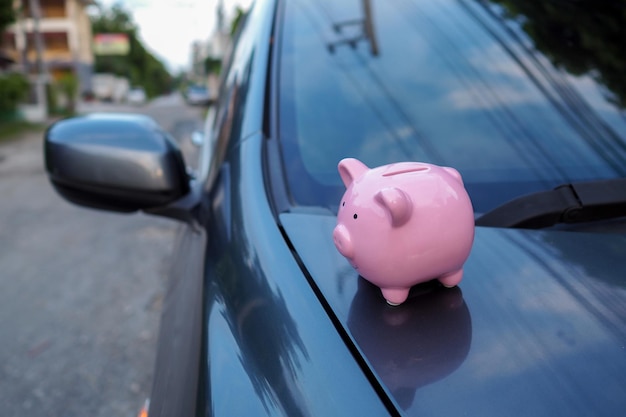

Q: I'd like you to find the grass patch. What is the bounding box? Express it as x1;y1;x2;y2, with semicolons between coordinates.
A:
0;120;46;143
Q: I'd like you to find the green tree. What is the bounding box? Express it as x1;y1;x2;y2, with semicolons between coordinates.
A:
57;73;79;114
204;56;222;75
0;0;16;33
0;73;29;119
90;4;171;98
91;4;136;33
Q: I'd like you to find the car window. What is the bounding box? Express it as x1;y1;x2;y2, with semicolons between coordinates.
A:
277;0;626;214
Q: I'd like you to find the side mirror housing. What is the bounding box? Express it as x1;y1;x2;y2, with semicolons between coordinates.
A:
45;113;190;213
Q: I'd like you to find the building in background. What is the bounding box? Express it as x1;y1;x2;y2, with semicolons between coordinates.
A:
189;39;209;84
187;0;233;101
3;0;95;94
206;0;231;63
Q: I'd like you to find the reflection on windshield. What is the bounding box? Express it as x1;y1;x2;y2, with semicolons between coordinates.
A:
278;0;626;213
483;0;626;109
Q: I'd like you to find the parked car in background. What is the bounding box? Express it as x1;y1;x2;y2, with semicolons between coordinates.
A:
91;73;129;103
185;85;212;106
44;0;626;416
126;87;147;105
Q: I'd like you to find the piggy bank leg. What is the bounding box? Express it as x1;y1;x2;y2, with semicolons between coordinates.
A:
438;269;463;288
381;288;410;306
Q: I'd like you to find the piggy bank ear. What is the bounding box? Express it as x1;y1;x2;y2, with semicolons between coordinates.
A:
443;167;464;185
375;187;413;227
338;158;369;188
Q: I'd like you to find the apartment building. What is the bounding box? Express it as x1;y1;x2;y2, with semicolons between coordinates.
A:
3;0;95;93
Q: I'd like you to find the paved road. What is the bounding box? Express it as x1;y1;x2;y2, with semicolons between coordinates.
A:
0;95;205;417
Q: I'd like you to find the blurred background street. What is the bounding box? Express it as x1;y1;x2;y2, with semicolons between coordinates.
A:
0;0;248;414
0;94;204;417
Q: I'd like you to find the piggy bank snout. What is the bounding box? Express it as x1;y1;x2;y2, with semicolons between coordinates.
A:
333;224;354;259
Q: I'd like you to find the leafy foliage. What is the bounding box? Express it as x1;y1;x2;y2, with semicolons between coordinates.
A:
0;73;29;114
204;56;222;75
0;0;16;33
56;73;79;114
90;4;171;98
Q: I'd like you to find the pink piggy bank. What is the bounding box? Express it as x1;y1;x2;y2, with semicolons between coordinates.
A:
333;158;474;306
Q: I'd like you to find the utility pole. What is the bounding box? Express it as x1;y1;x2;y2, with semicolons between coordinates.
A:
13;0;29;73
27;0;47;77
26;0;48;121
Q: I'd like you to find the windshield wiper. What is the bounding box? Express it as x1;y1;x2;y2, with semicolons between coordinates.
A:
475;178;626;229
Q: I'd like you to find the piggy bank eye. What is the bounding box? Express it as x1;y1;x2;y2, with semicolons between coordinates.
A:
342;201;345;207
353;213;358;219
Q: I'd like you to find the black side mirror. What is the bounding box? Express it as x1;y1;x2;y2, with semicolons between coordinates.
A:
45;113;190;213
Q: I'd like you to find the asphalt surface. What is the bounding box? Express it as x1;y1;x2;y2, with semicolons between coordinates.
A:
0;95;204;417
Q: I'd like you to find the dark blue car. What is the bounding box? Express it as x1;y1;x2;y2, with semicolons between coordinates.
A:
45;0;626;416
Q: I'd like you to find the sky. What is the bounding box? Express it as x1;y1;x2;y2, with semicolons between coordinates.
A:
95;0;253;72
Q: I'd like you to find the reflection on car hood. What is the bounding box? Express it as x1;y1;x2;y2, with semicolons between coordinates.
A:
280;212;626;417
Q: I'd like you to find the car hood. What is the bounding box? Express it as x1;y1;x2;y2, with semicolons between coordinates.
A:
280;212;626;416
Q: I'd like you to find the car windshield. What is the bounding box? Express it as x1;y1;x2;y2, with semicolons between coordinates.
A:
277;0;626;214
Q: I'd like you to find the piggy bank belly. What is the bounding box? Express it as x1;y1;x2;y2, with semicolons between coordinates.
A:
353;220;474;305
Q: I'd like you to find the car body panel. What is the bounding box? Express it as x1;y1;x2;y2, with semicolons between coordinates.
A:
148;224;206;417
149;0;285;414
192;0;626;414
196;133;392;416
42;0;626;415
281;212;626;416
